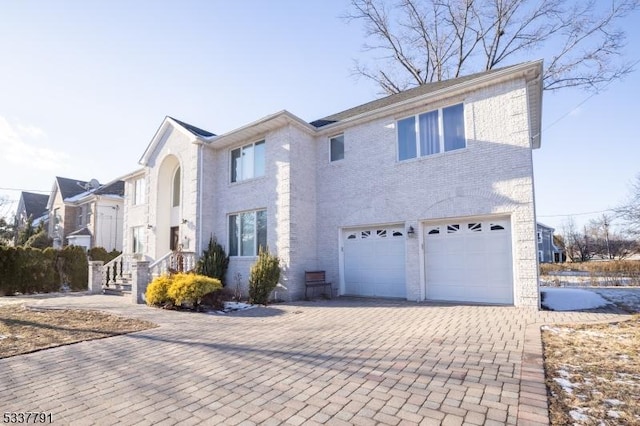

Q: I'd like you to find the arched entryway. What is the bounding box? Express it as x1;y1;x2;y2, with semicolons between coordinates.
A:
156;155;182;258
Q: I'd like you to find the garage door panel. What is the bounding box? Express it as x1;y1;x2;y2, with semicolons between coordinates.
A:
343;226;406;298
425;218;513;304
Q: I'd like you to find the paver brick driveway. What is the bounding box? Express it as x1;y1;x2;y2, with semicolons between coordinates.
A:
0;294;626;425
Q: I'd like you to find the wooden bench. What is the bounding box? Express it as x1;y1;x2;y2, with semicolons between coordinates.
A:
305;271;332;300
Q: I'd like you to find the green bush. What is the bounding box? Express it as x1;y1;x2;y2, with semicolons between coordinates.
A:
248;247;281;306
0;246;60;295
88;247;121;263
56;246;88;291
168;273;222;308
0;246;20;295
145;275;174;306
24;230;52;249
196;236;229;286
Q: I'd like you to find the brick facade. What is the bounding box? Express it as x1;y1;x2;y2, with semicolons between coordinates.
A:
123;62;542;306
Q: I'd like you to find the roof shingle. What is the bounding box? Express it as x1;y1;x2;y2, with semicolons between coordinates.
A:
310;64;522;128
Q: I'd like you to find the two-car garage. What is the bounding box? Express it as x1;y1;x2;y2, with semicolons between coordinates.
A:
341;217;514;304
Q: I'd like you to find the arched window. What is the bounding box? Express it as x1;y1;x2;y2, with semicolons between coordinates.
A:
172;167;181;207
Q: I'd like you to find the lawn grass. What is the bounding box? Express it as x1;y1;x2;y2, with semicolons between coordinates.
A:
542;315;640;425
0;304;156;358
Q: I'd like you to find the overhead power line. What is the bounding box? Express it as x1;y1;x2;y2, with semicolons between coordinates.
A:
542;58;640;133
538;208;616;218
0;187;50;193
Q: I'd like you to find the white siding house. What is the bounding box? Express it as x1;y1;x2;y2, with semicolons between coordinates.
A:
122;60;543;307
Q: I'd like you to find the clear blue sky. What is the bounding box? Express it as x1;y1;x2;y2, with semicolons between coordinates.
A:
1;1;639;235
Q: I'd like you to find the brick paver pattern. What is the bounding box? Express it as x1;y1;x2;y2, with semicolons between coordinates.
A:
0;295;626;425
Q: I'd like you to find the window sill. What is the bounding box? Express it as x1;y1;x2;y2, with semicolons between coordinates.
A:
229;175;266;187
397;146;469;164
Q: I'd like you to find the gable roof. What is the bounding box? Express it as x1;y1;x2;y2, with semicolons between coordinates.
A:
94;180;124;197
67;227;92;237
55;176;91;199
20;192;49;219
310;64;524;128
139;116;216;165
309;61;543;148
65;179;125;203
169;116;216;138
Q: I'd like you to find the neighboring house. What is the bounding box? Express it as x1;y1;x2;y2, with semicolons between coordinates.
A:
47;176;124;251
122;60;543;307
14;192;49;237
537;222;563;263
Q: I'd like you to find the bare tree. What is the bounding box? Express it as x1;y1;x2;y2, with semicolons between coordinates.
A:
562;217;592;262
587;213;639;259
615;173;640;236
346;0;639;94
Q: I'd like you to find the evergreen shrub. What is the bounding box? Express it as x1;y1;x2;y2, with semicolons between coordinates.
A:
196;236;229;286
248;247;281;306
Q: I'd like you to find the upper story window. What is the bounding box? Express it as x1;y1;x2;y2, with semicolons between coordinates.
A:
133;177;145;206
77;206;84;227
172;167;181;207
397;103;466;161
330;134;344;162
231;140;265;183
537;232;542;243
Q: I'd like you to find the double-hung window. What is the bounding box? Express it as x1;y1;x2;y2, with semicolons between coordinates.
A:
231;140;265;183
228;210;267;256
133;178;145;205
132;226;144;254
397;103;466;161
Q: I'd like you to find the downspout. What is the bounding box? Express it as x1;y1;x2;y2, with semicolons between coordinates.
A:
198;142;203;255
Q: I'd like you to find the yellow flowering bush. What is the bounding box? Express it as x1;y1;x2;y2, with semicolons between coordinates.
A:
167;273;222;307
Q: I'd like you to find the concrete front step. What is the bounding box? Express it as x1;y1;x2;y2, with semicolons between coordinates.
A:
103;288;132;297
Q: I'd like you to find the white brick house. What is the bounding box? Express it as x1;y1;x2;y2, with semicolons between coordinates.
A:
122;60;543;307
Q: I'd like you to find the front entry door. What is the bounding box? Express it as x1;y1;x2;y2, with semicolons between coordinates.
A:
170;226;179;251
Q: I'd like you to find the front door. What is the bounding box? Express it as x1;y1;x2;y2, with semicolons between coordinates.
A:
170;226;179;251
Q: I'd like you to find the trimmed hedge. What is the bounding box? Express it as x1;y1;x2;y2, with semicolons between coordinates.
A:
0;246;88;296
88;247;121;263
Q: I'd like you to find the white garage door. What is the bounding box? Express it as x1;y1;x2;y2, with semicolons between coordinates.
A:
425;218;513;304
343;226;406;298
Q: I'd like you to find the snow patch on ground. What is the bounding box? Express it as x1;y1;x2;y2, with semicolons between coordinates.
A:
210;302;257;314
541;288;610;311
593;288;640;313
553;377;577;394
569;408;590;421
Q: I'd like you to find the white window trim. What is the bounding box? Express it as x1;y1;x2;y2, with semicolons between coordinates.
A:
230;140;266;183
228;209;267;257
397;103;466;161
